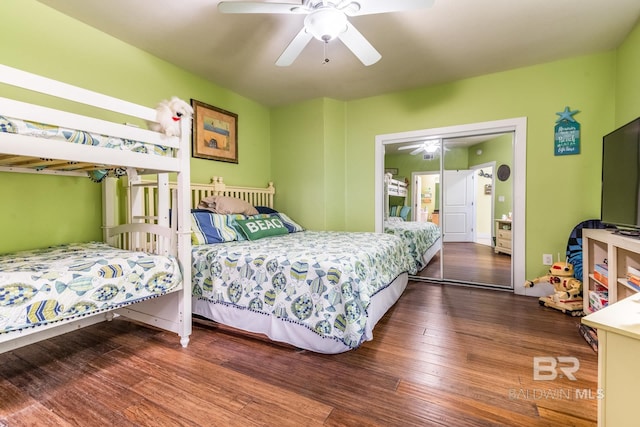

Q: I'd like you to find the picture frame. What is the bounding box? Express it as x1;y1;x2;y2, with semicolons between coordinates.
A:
191;99;238;163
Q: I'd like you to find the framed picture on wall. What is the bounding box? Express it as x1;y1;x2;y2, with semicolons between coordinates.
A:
191;99;238;163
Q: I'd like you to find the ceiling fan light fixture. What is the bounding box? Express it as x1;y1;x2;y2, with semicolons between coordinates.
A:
304;8;348;42
425;145;439;153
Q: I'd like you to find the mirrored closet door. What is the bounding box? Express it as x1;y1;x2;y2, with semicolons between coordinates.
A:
383;133;514;288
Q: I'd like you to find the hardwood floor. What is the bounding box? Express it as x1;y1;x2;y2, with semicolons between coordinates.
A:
0;282;597;426
418;242;512;288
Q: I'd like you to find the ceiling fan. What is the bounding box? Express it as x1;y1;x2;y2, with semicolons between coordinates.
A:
218;0;435;66
398;140;442;156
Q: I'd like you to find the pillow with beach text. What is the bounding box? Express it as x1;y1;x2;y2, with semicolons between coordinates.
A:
235;217;289;241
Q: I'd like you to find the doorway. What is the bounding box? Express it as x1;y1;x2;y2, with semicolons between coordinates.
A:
411;171;439;224
471;163;495;247
374;117;526;293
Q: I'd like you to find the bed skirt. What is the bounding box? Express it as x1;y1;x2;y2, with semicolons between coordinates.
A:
192;272;408;354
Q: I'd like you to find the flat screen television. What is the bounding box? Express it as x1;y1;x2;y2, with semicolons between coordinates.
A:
601;117;640;235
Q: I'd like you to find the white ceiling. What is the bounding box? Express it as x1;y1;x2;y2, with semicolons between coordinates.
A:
37;0;640;107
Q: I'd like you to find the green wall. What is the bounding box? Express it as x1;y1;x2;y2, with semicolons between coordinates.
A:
271;98;346;231
271;99;324;230
343;54;616;280
323;99;347;231
0;1;271;253
384;134;512;221
3;1;640;284
469;134;513;221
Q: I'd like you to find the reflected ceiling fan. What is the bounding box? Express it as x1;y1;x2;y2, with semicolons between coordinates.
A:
218;0;435;66
398;140;443;158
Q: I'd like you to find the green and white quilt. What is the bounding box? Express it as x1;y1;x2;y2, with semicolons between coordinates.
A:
192;231;414;350
0;242;182;334
384;221;441;273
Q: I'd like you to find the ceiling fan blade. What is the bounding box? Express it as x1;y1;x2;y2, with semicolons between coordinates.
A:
337;22;381;66
218;1;306;14
397;144;422;150
410;147;425;155
276;28;313;66
346;0;434;16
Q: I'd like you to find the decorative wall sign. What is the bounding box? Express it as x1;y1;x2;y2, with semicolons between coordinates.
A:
554;106;580;156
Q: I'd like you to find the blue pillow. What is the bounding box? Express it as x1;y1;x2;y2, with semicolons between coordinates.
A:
275;212;304;233
399;206;411;221
255;206;278;214
191;212;246;244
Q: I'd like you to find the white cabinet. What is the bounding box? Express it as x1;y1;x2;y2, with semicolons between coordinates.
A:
582;294;640;426
581;228;640;426
494;219;512;255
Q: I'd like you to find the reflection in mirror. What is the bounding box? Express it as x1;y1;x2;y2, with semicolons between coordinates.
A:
383;139;443;280
383;133;513;288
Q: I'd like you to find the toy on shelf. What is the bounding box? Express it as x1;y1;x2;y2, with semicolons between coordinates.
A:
524;259;584;316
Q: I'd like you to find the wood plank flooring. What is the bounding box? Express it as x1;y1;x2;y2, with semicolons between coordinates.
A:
419;242;512;288
0;282;597;426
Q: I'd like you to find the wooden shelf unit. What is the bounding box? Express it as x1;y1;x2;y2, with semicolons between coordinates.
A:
582;228;640;314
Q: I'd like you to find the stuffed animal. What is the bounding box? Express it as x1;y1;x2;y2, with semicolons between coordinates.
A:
524;260;584;316
148;97;193;137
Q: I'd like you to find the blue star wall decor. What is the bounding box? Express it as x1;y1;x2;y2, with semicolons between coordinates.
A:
554;106;581;156
556;106;580;123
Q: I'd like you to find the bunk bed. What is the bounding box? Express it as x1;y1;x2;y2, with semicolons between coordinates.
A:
130;177;415;354
385;173;408;198
0;64;192;353
383;173;441;273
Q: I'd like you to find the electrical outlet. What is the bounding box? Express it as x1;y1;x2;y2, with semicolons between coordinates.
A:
543;254;553;265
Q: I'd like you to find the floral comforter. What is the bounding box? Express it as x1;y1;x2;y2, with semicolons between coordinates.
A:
192;231;414;350
384;221;441;273
0;242;182;334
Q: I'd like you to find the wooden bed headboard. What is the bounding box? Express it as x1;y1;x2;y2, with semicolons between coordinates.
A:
193;176;275;209
127;176;275;224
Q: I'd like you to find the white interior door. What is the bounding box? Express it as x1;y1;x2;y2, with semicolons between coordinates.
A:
412;174;422;222
443;170;474;242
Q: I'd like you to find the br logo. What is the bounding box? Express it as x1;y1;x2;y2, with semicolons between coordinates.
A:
533;356;579;381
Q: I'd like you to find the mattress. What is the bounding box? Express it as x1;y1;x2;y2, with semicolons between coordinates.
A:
0;242;182;334
384;220;441;273
191;231;414;351
0;115;173;159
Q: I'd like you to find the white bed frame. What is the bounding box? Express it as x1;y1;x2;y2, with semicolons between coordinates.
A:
384;172;408;219
0;64;192;353
133;176;409;353
129;176;275;213
383;172;441;272
384;173;408;198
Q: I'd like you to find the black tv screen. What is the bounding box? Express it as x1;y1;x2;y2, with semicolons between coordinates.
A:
601;117;640;231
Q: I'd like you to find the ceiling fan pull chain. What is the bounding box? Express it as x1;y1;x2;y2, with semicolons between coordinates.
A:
323;41;330;64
